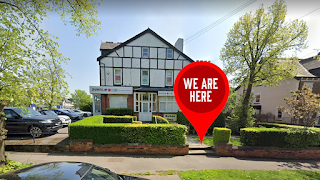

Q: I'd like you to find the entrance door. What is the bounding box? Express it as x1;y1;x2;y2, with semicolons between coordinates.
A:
135;93;156;121
139;93;152;121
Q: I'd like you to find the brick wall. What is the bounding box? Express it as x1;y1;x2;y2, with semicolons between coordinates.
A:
69;139;188;155
127;94;134;110
216;142;320;159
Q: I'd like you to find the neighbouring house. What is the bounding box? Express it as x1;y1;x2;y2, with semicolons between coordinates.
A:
59;99;74;109
90;28;196;121
236;57;320;126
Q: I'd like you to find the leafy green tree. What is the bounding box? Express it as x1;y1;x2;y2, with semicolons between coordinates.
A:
27;59;70;109
280;85;320;127
70;90;92;111
223;87;236;117
0;0;101;167
220;0;308;129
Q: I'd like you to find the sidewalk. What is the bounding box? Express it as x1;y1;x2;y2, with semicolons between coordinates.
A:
7;151;320;180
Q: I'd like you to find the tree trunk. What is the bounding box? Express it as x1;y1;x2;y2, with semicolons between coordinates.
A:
0;102;7;167
239;72;255;128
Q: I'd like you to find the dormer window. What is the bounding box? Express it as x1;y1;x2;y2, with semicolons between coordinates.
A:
167;49;173;59
142;48;149;58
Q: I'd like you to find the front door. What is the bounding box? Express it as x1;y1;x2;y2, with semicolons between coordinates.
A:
135;93;156;121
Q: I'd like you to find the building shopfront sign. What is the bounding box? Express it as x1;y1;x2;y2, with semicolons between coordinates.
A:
164;114;177;122
158;91;174;96
90;86;133;94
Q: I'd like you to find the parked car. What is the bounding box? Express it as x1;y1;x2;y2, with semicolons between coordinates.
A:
4;107;62;137
39;110;72;127
52;109;83;122
72;109;92;117
0;161;146;180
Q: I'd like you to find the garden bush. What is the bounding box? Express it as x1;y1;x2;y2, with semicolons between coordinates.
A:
106;108;132;116
213;128;231;145
103;116;134;123
240;127;320;148
257;122;304;129
132;121;142;124
152;115;169;124
69;115;187;145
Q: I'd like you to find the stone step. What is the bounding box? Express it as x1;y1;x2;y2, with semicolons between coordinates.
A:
188;149;216;155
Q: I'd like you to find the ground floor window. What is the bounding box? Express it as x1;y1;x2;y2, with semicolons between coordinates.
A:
159;96;179;112
94;95;101;113
109;95;127;108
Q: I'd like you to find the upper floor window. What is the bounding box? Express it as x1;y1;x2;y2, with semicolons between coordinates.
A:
166;70;173;86
142;48;149;58
254;93;261;104
167;49;173;59
141;69;149;85
114;68;122;85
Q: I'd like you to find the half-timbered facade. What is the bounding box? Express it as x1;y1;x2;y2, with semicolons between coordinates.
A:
90;28;194;121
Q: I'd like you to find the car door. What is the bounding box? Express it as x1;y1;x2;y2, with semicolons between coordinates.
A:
4;109;25;133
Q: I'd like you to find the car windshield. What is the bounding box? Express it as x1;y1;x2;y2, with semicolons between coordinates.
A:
58;110;70;114
15;108;42;117
43;110;58;116
66;110;75;113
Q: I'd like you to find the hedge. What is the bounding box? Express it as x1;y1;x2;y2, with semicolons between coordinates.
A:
240;127;320;148
69;115;187;145
103;116;134;123
213;128;231;145
257;122;304;129
106;108;132;116
152;115;169;124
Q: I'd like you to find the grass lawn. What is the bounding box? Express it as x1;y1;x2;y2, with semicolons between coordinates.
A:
192;136;242;146
179;169;320;180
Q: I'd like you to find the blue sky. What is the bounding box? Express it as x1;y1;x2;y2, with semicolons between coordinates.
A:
42;0;320;96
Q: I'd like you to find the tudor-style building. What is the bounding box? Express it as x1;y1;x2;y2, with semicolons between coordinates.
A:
90;28;194;121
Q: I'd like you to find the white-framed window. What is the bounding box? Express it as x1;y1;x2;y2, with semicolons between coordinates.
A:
167;49;173;59
142;47;149;58
159;96;179;112
253;93;261;104
114;68;122;85
166;70;173;86
141;69;149;85
134;93;157;112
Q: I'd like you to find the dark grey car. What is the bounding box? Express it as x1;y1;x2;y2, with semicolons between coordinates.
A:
4;107;62;137
0;161;148;180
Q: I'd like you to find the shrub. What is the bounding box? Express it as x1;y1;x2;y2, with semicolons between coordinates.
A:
132;121;142;124
257;122;304;129
208;113;226;134
152;115;169;124
69;115;187;145
106;108;132;116
240;127;320;148
103;116;134;123
213;128;231;145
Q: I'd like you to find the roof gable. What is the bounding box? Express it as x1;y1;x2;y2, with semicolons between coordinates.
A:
97;28;193;62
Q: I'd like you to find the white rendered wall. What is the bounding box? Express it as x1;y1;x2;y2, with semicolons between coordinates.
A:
150;69;165;87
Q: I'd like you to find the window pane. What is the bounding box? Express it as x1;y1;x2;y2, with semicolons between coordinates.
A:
167;102;173;112
167;49;173;59
160;102;166;112
115;69;121;74
159;96;166;101
142;70;148;75
167;96;174;101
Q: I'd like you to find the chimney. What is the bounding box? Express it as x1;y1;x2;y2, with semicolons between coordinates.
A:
175;38;183;52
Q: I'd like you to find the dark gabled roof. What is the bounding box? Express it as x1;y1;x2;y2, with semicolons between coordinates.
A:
97;28;194;62
299;52;320;71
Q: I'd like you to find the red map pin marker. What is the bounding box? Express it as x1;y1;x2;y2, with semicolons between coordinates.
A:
174;61;229;144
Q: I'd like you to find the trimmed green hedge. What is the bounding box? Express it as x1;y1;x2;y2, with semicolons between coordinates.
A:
132;121;142;124
69;115;187;145
257;122;304;129
213;128;231;145
152;115;169;124
240;127;320;148
106;108;132;116
103;116;134;123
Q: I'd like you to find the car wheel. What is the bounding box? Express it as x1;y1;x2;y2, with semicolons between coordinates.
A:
83;114;88;117
29;126;43;138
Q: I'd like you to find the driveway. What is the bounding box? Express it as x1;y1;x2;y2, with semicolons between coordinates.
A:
5;127;69;145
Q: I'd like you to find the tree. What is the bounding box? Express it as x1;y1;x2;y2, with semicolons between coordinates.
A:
220;0;308;129
0;0;101;167
70;90;92;111
27;59;69;109
280;85;320;127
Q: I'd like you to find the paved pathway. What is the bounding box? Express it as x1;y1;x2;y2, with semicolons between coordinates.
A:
7;151;320;180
